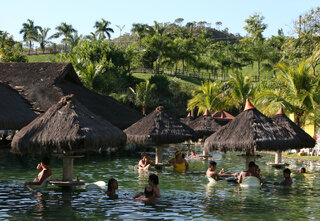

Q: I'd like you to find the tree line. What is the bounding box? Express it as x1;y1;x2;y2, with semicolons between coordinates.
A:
1;8;320;128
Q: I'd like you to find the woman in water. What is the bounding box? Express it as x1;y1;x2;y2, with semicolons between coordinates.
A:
106;178;118;197
24;157;52;186
168;151;189;172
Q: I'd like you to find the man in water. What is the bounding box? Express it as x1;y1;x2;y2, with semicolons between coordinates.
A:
134;186;157;202
24;157;52;186
206;161;238;181
238;161;262;184
274;168;292;186
299;167;306;173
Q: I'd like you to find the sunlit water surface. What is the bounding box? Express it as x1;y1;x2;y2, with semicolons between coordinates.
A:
0;148;319;220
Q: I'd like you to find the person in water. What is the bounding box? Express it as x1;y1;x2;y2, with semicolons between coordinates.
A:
299;167;306;173
187;150;205;159
206;161;238;181
238;161;262;184
24;157;52;186
134;186;156;202
138;154;151;170
148;174;160;198
106;178;118;197
168;151;189;172
274;168;292;186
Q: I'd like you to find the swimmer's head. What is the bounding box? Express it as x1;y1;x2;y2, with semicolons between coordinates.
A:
149;174;159;185
283;168;291;177
299;167;306;173
175;151;182;158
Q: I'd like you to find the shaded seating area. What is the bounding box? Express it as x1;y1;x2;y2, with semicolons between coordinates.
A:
204;99;300;170
11;95;127;188
124;106;196;166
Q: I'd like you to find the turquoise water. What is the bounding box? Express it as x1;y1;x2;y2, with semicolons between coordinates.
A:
0;147;320;220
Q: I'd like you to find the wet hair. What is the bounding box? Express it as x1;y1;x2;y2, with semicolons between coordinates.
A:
108;178;117;190
300;167;306;173
41;157;50;166
149;174;159;185
144;186;154;198
209;161;217;167
283;168;291;174
248;161;256;168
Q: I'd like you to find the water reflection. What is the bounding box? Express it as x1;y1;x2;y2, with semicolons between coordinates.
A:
1;151;320;220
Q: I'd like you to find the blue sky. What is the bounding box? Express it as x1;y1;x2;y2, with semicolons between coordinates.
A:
1;0;319;43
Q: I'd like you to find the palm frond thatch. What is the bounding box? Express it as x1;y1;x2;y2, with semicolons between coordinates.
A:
0;82;38;129
0;62;142;129
272;108;315;148
11;95;126;154
204;100;300;153
124;106;196;144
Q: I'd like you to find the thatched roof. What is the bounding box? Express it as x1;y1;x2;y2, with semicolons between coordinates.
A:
188;110;222;138
0;82;38;129
212;110;234;126
0;63;142;129
124;106;196;144
11;95;127;155
272;108;315;148
204;100;300;153
180;112;194;125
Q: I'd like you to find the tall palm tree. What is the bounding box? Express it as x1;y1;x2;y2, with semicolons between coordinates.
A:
19;19;40;53
52;22;77;51
129;80;156;115
37;27;51;53
187;81;228;116
94;18;114;40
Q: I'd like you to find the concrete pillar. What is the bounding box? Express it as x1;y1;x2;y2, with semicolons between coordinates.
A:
275;150;282;164
155;146;163;164
63;157;74;181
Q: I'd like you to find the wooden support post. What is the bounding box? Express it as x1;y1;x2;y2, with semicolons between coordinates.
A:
275;150;282;164
155;146;163;164
63;157;74;181
203;150;208;156
245;154;256;171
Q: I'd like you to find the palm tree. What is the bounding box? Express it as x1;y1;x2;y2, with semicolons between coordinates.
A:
52;22;77;51
187;81;228;116
226;72;255;112
36;27;51;53
94;18;114;40
19;19;40;53
129;80;156;115
256;60;320;126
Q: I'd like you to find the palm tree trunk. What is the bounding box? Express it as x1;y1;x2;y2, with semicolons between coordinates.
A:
257;60;261;81
182;59;185;74
142;105;146;115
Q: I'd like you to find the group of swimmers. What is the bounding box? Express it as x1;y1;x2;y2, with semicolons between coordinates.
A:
25;153;307;201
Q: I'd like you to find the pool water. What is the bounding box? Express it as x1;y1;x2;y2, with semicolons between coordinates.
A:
0;148;319;220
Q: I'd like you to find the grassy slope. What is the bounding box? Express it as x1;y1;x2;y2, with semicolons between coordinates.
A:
27;54;57;62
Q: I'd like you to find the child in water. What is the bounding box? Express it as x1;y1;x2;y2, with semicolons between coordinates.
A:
274;168;292;186
106;178;118;197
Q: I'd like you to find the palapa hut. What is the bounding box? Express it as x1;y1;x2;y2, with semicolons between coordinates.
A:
0;63;142;129
211;110;235;126
11;94;126;182
270;108;315;166
181;112;194;126
124;106;196;164
204;99;300;169
0;82;37;130
188;109;222;139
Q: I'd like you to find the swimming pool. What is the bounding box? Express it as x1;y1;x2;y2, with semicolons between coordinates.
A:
0;149;319;220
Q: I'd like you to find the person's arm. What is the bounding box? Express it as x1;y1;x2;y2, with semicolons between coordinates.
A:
25;170;51;186
134;192;144;199
154;187;161;198
238;172;244;184
168;158;175;165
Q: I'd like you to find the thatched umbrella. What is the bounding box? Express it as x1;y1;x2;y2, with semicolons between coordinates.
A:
0;82;37;130
181;112;194;126
211;110;234;126
204;99;300;169
188;109;222;138
124;106;196;164
270;108;315;166
12;94;126;182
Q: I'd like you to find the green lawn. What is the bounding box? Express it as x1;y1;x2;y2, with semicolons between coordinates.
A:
27;54;57;62
283;153;320;161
